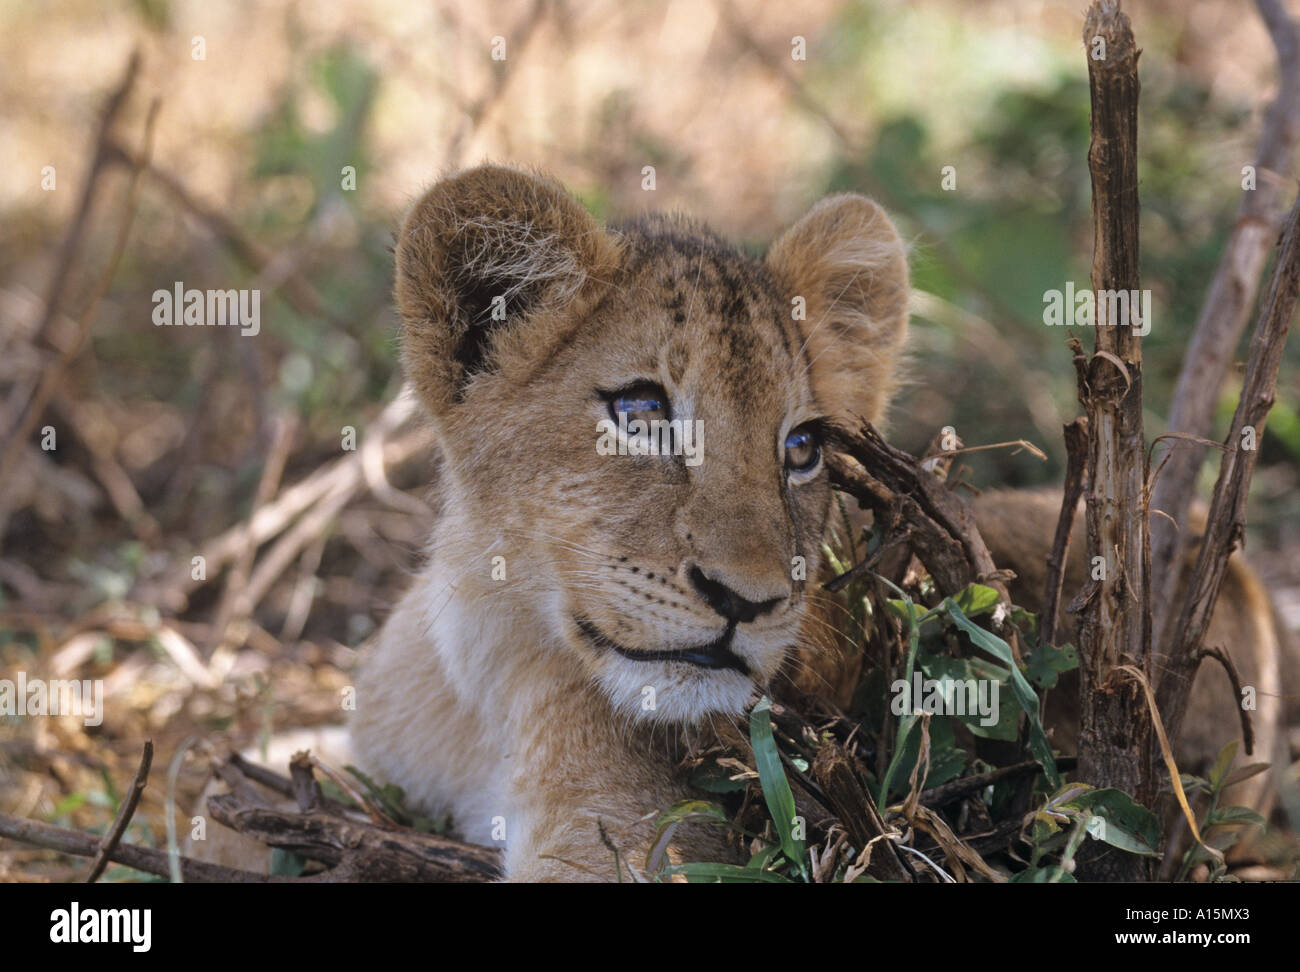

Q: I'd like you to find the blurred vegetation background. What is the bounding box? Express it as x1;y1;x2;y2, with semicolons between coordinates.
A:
1;0;1297;878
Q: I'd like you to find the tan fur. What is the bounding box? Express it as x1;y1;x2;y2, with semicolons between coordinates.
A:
350;165;909;880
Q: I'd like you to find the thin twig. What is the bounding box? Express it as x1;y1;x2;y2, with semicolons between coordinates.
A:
29;51;141;351
0;97;160;523
307;753;400;827
84;740;153;883
445;0;551;167
209;412;298;651
289;752;324;812
920;756;1080;808
937;440;1048;462
1202;645;1256;754
824;528;911;594
826;422;1022;661
101;141;348;329
0;810;277;883
1041;418;1088;646
133;391;427;612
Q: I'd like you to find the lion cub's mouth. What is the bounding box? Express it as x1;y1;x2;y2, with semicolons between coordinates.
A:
574;616;751;676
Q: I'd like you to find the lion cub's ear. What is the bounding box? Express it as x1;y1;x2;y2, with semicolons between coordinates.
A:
395;165;622;415
765;194;909;428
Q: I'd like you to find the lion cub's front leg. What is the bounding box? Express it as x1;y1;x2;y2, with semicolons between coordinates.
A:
501;686;738;881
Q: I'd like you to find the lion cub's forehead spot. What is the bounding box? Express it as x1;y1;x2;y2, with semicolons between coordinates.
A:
611;225;812;416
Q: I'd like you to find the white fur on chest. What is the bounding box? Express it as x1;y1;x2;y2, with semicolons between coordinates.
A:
349;563;560;851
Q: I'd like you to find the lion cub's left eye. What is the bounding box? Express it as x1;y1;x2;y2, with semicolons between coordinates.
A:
608;383;670;425
784;425;821;473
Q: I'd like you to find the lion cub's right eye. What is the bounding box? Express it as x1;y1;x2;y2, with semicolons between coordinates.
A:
607;383;670;425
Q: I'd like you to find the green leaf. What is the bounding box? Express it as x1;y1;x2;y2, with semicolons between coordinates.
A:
1221;763;1271;789
649;800;729;877
878;712;919;804
1206;805;1266;828
878;578;923;804
1023;641;1078;690
1044;782;1094;809
884;714;967;792
951;583;1001;618
654;799;727;829
885;599;915;624
343;764;447;832
944;599;1061;787
1009;606;1039;635
1011;865;1077;883
923;720;968;788
1065;788;1161;858
664;862;794;883
749;697;809;879
1208;740;1240;791
918;654;1018;740
51;792;89;819
1195;828;1247;854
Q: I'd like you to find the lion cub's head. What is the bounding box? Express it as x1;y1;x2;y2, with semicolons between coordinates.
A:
395;165;907;723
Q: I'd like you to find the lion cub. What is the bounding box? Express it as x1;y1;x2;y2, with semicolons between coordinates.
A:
351;165;1290;881
350;164;908;880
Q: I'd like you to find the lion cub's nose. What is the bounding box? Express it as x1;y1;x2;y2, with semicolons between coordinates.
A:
687;565;785;624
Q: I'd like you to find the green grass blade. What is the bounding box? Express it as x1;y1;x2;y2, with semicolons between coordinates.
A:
664;862;794;883
749;696;809;880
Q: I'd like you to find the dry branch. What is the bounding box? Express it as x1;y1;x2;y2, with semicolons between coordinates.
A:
101;141;348;330
0;750;503;883
209;413;298;651
920;756;1079;809
203;753;501;882
1202;646;1256;755
445;0;551;168
206;796;500;882
29;51;140;352
0;91;159;529
811;740;912;882
1156;192;1300;748
0;811;276;883
1071;2;1155;883
84;740;152;883
1041;418;1088;646
51;392;160;543
825;422;1019;656
1150;0;1300;635
133;391;429;615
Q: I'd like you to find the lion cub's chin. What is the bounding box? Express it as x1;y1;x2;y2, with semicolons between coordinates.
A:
594;659;758;725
